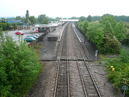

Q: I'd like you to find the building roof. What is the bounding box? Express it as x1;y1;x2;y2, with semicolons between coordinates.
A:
0;19;23;23
7;20;22;23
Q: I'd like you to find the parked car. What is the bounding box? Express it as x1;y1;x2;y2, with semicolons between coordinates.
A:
26;35;38;39
15;32;24;35
35;34;40;37
24;37;36;42
33;35;39;39
35;30;39;33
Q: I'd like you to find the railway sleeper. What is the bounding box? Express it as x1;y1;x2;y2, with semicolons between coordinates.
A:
88;93;99;97
59;58;93;61
40;58;93;61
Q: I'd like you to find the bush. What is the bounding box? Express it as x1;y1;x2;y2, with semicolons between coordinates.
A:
114;22;127;41
87;23;104;46
106;49;129;96
101;35;121;54
122;34;129;45
0;36;41;97
78;21;88;33
120;49;129;63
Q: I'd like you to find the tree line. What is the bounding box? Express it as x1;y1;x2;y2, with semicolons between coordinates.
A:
77;14;127;54
79;14;129;22
0;10;53;31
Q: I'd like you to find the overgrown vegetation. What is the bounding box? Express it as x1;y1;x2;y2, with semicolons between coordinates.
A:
0;22;18;31
105;49;129;96
0;34;41;97
77;14;129;96
77;15;127;54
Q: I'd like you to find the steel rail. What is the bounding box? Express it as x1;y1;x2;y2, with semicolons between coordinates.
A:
53;23;70;97
72;23;102;97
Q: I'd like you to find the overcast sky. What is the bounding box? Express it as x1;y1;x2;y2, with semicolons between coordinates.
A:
0;0;129;17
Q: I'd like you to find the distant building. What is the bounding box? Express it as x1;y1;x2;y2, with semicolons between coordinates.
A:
7;20;23;23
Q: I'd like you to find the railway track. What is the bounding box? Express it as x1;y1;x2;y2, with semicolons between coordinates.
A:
72;23;102;97
53;23;102;97
53;24;70;97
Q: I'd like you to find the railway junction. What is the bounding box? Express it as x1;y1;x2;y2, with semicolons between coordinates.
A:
27;22;122;97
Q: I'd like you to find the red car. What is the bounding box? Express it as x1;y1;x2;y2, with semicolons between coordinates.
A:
15;32;24;35
35;30;39;33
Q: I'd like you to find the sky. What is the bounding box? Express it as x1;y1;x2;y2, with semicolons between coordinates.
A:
0;0;129;17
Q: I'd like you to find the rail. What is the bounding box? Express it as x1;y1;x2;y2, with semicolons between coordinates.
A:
72;23;102;97
53;23;70;97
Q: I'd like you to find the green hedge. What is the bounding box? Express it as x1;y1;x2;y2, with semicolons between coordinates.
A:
0;35;41;97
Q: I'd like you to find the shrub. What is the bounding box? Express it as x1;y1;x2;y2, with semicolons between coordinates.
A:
78;21;88;33
101;35;121;54
120;49;129;63
0;35;41;97
87;23;104;46
122;34;129;45
84;22;121;54
114;22;127;41
106;49;129;96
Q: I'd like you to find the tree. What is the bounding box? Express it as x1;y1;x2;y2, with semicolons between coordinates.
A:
29;16;36;24
87;23;104;46
114;22;127;41
55;17;61;21
38;14;49;24
0;18;6;23
25;10;31;25
87;15;92;22
15;16;25;25
16;16;22;20
70;17;79;19
100;15;126;41
78;21;88;33
90;16;101;21
115;16;129;22
79;16;87;21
